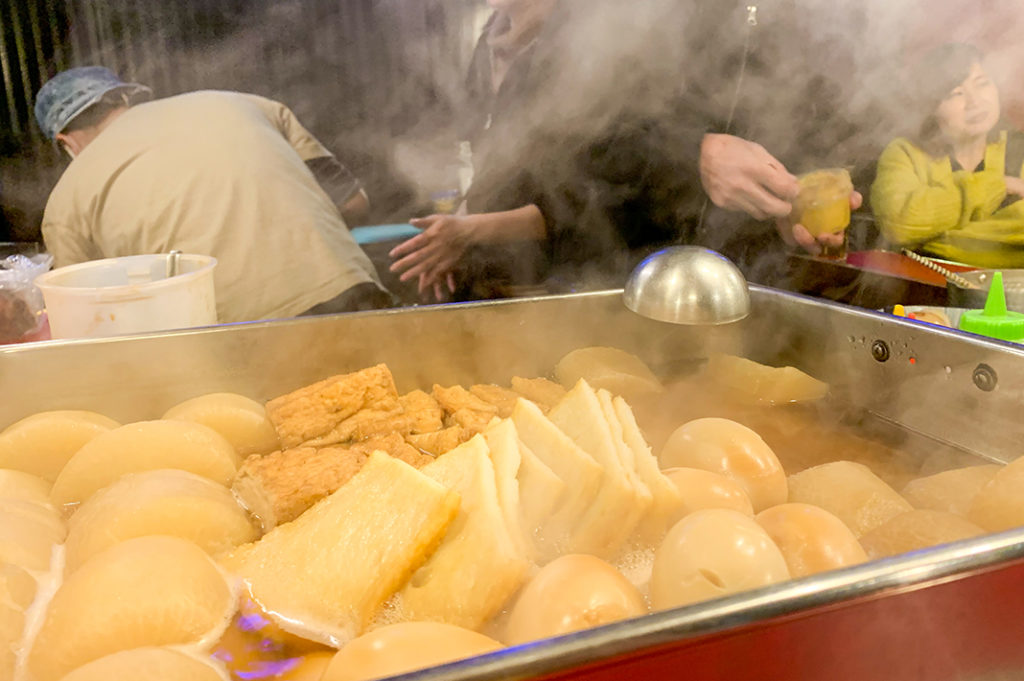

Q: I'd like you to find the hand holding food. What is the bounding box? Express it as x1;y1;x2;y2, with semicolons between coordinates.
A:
699;133;800;220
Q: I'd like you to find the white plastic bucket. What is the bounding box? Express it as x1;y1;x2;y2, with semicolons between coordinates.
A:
35;254;218;339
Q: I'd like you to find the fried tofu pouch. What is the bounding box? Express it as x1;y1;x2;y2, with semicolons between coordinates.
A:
233;434;433;529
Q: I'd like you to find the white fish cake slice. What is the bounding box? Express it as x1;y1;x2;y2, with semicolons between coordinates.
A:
515;439;565;543
482;420;535;562
510;399;601;555
605;392;681;541
0;411;119;482
398;436;531;630
221;452;460;645
547;381;648;558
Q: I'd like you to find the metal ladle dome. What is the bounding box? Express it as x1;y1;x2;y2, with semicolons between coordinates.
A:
623;246;750;325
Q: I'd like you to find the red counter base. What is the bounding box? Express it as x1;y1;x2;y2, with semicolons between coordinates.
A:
537;559;1024;681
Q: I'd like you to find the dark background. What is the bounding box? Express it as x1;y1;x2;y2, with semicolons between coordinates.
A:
0;0;486;242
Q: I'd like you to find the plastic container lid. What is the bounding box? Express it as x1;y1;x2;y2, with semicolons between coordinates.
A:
958;271;1024;342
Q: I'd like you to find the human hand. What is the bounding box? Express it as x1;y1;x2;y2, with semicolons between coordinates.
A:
700;134;801;220
1005;176;1024;198
389;214;469;298
776;191;862;256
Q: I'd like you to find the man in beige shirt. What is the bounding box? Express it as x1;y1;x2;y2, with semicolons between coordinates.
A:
35;66;390;323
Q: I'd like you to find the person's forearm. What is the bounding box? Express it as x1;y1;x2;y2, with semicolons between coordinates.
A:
469;204;547;244
341;189;371;227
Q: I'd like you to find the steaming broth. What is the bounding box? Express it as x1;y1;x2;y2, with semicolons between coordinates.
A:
0;354;1001;681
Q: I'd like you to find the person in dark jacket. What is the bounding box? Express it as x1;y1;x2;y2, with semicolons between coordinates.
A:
389;0;697;300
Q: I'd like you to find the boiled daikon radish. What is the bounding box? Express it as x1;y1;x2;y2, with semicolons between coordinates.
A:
554;347;663;402
650;509;789;610
1;561;37;681
755;503;867;577
27;536;234;681
902;465;1002;516
64;469;257;573
787;461;912;537
660;418;786;512
0;503;65;571
859;510;985;559
0;411;119;482
51;421;240;508
56;647;228;681
969;456;1024;532
0;469;52;507
163;393;279;457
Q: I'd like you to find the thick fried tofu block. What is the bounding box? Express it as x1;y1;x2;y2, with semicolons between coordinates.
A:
406;427;470;457
233;434;434;529
399;390;445;434
222;452;460;644
266;365;400;448
470;385;520;418
510;377;566;412
432;385;497;436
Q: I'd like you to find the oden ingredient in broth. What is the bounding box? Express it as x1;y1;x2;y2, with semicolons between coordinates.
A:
3;350;1020;681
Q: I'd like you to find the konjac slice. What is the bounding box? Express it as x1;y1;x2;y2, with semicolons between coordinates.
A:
398;436;531;630
56;647;228;681
222;452;460;644
27;536;234;681
902;465;1002;517
703;354;828;405
51;420;240;507
787;461;912;537
0;411;120;482
64;469;257;573
163;393;280;457
859;510;985;559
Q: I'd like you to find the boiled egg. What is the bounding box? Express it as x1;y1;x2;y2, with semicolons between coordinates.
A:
650;509;790;611
321;622;501;681
659;418;786;511
504;554;647;644
662;467;754;520
755;503;867;577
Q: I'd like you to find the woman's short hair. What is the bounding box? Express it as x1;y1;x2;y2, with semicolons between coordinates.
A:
909;43;990;153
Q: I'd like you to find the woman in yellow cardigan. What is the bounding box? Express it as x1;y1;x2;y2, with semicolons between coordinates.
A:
871;43;1024;267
